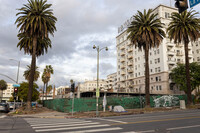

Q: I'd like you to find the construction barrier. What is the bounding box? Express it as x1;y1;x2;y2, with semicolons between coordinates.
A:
43;95;190;113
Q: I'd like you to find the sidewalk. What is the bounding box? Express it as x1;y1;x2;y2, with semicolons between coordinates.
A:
9;104;200;119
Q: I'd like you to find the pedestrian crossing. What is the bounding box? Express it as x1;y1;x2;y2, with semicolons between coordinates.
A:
24;118;122;133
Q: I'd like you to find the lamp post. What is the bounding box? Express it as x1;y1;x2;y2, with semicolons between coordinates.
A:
10;59;20;84
93;45;108;117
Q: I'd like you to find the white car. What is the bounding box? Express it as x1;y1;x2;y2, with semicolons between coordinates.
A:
0;103;10;113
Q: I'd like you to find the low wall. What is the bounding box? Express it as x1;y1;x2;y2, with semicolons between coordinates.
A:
43;95;188;113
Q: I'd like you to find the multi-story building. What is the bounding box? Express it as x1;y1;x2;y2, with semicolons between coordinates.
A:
116;5;192;95
2;83;14;102
105;72;117;92
79;79;107;92
192;38;200;63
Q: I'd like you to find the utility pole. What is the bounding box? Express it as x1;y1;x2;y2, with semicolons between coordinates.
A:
93;45;108;117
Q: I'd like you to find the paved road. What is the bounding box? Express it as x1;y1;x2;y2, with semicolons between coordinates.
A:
1;109;200;133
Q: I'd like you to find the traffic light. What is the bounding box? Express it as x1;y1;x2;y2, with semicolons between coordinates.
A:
14;88;18;95
175;0;188;13
71;83;75;92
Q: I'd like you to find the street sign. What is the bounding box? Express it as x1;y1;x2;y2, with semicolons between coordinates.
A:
13;84;20;87
189;0;200;8
96;88;99;98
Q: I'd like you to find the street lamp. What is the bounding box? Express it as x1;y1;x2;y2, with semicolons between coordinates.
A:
93;45;108;117
10;59;20;84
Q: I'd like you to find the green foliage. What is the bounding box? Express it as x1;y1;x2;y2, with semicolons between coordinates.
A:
0;80;7;90
16;82;39;102
170;62;200;93
23;65;40;81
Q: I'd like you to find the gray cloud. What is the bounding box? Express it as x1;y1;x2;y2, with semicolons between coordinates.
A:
0;0;197;87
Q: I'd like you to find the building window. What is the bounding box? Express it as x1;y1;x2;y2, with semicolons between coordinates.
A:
157;49;159;54
158;58;160;63
158;67;161;72
155;59;157;64
159;85;162;90
155;68;157;72
150;60;152;64
156;77;158;81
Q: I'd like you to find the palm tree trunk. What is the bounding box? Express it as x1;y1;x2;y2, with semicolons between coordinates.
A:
27;36;37;110
46;82;48;100
144;45;150;107
42;83;45;101
184;41;192;105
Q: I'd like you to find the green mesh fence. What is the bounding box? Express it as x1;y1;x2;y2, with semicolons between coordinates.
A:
43;95;191;113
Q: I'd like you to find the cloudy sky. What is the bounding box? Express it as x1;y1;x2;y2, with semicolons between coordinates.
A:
0;0;199;88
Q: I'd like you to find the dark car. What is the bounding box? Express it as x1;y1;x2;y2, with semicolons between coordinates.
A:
0;103;10;113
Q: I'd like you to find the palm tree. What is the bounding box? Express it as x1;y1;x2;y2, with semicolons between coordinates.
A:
0;80;7;102
127;9;165;107
23;65;40;81
44;65;54;100
41;72;48;101
167;10;200;105
15;0;57;109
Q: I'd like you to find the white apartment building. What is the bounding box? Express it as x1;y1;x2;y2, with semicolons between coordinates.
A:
79;79;107;92
116;5;193;95
2;83;14;102
105;72;117;92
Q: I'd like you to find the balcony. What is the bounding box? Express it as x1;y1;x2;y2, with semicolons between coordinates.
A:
176;44;183;48
128;54;133;59
120;45;125;50
177;60;184;64
128;69;133;73
121;71;126;75
167;43;174;47
120;52;125;56
168;60;176;65
128;74;134;80
167;50;175;56
128;61;133;66
176;52;183;56
120;58;125;63
128;47;133;52
121;64;125;69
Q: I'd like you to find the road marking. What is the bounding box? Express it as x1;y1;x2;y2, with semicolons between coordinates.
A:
95;118;127;124
60;127;122;133
112;112;200;121
111;116;200;126
30;121;92;126
35;124;110;132
123;130;155;133
0;115;6;118
168;124;200;130
32;122;99;129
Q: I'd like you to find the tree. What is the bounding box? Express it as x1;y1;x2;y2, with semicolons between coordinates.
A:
127;9;165;107
0;80;7;102
43;65;54;100
13;82;39;102
23;65;40;81
167;10;200;105
46;85;53;94
41;72;48;101
170;62;200;94
15;0;57;109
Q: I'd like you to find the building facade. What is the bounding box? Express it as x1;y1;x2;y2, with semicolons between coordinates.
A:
105;72;117;92
2;83;14;102
79;79;107;92
116;5;192;95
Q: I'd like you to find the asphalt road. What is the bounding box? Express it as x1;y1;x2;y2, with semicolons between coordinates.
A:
85;109;200;133
0;109;200;133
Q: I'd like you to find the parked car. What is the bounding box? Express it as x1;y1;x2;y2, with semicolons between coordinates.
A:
0;103;10;113
9;103;15;110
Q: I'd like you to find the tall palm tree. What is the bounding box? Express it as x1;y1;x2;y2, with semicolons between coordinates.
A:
44;65;54;100
167;10;200;105
23;65;40;81
15;0;57;109
127;9;165;107
42;72;48;101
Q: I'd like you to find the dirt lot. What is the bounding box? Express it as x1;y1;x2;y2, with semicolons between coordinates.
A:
9;104;200;118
